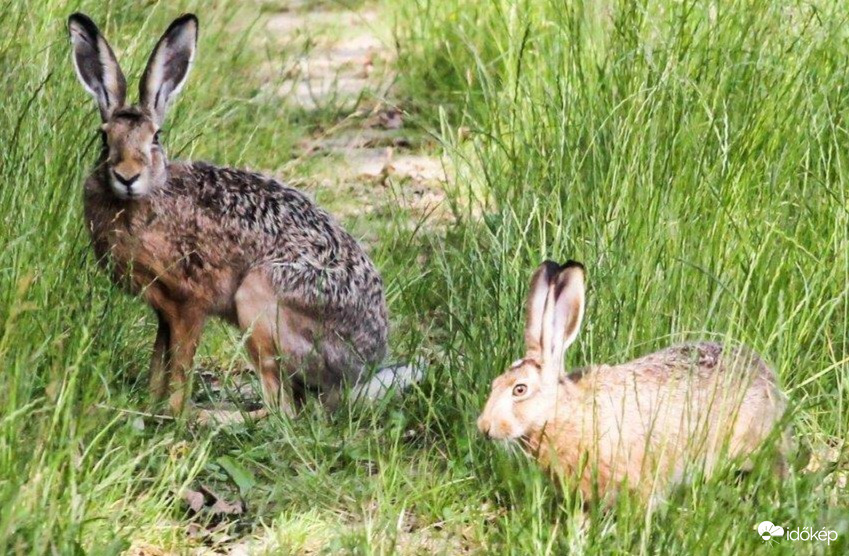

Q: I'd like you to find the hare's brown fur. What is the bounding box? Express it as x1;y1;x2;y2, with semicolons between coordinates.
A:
85;161;387;414
478;261;790;505
521;342;787;502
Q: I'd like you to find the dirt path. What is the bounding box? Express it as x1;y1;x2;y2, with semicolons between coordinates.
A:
263;1;450;230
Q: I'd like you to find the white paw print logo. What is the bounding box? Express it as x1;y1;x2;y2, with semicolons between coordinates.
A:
758;521;785;543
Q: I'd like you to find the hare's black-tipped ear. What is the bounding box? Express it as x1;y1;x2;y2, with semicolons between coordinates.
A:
68;13;127;121
549;261;586;365
140;13;198;125
524;260;561;361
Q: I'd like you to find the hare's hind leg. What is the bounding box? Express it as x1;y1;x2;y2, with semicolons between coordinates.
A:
234;271;298;418
246;323;296;418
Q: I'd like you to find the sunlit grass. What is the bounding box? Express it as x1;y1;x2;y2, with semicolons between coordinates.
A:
0;0;847;553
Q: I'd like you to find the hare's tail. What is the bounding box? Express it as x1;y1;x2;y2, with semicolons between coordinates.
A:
353;357;426;402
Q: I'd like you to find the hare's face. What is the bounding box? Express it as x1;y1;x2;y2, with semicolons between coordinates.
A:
101;108;165;199
69;13;198;198
477;359;557;440
477;260;586;441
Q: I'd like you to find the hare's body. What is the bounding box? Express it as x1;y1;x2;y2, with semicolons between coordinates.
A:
85;161;387;396
69;13;389;419
478;261;791;506
522;342;787;502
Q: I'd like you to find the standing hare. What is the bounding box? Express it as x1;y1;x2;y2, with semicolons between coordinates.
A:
478;261;791;505
68;13;410;421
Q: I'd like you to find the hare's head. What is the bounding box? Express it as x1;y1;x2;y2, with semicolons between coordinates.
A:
477;260;585;440
68;13;198;200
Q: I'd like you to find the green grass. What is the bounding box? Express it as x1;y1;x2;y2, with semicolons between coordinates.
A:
1;0;847;553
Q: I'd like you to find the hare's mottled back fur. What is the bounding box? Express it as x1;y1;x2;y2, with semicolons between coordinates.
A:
85;161;387;364
478;261;790;505
69;13;387;419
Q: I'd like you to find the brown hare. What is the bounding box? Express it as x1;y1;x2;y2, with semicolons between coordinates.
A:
68;13;417;421
477;260;791;505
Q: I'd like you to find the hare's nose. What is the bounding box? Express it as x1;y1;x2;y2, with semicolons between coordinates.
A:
113;170;140;186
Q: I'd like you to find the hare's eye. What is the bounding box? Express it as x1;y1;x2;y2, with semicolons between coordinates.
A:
153;131;161;144
512;384;527;397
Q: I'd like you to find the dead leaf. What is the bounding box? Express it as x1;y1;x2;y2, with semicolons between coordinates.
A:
182;488;205;513
182;483;245;519
186;522;204;539
805;447;842;473
169;441;190;461
209;497;244;516
201;484;245;516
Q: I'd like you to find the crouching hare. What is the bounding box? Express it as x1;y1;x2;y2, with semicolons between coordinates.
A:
478;261;791;505
68;13;396;421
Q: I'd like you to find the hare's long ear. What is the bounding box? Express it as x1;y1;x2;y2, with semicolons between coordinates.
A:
140;14;198;125
68;13;127;121
548;261;586;366
524;261;560;361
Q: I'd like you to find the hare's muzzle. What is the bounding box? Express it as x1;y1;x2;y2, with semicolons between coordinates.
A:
477;414;493;437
